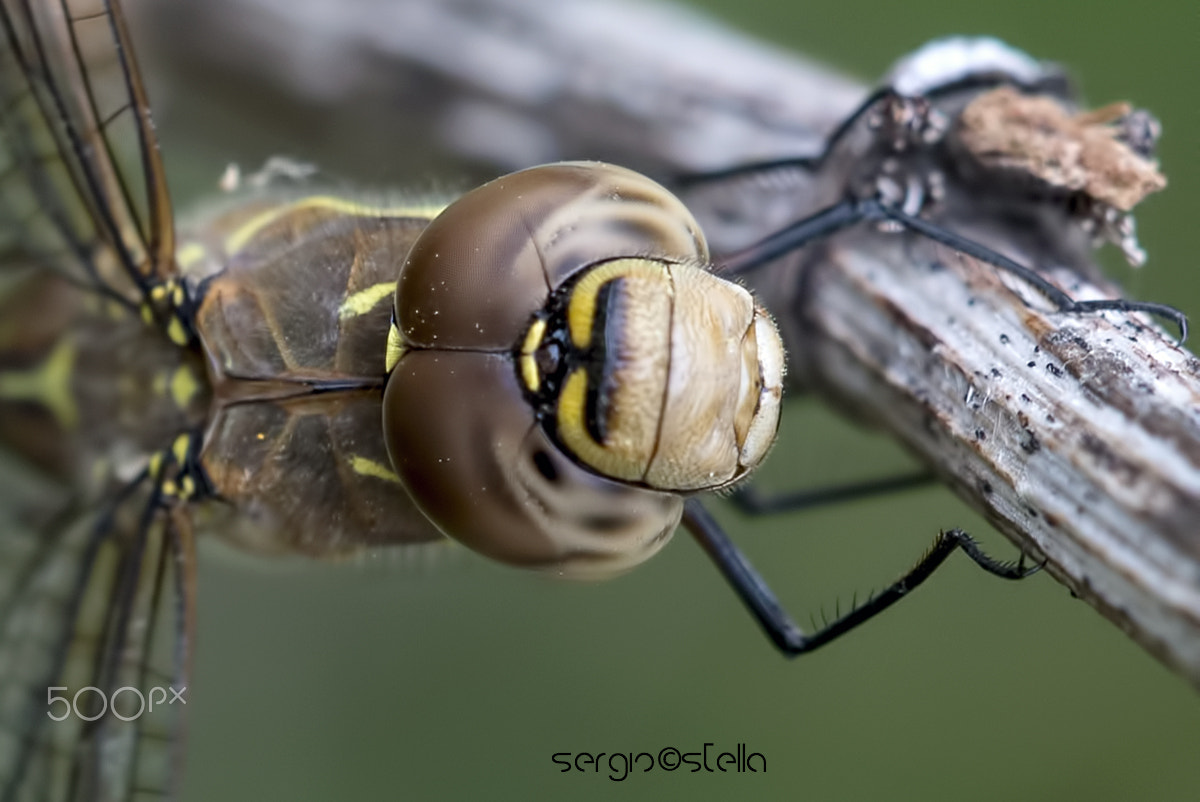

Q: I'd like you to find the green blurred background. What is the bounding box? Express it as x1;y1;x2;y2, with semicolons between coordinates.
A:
148;1;1200;800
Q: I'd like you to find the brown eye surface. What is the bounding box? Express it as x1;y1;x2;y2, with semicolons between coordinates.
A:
383;162;784;577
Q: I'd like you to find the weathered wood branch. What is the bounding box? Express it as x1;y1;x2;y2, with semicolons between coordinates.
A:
138;0;1200;688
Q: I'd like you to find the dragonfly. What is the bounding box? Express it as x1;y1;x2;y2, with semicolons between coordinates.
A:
0;0;796;797
0;3;1185;800
0;1;1026;798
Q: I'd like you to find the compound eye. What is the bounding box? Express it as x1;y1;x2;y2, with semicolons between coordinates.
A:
392;161;708;353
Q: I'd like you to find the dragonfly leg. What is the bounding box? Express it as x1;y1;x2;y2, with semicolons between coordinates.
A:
870;201;1189;343
718;193;1187;343
729;469;936;516
682;499;1040;656
675;61;1072;190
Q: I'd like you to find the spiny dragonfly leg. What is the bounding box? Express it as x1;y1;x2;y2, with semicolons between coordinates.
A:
683;498;1040;655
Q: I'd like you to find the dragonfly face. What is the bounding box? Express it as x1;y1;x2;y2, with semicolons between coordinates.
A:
0;0;784;797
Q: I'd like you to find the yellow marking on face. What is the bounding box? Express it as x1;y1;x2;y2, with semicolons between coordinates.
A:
385;322;407;374
170;365;201;409
0;337;79;428
338;281;395;320
556;366;645;483
150;285;168;302
518;318;547;392
172;434;191;466
565;258;663;348
557;368;589;443
350;455;402;484
167;317;189;346
224;195;448;255
176;241;206;269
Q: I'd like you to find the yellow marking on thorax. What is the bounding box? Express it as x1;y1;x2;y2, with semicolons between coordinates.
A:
385;322;407;374
176;241;207;270
349;455;402;484
171;433;191;466
169;365;201;409
224;195;448;255
338;281;395;320
0;337;79;428
167;317;189;346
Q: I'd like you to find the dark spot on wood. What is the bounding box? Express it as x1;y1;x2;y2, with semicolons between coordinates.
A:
1044;512;1060;527
1043;329;1200;470
1027;361;1036;368
974;428;986;441
1020;393;1032;403
991;367;1002;378
1079;431;1143;484
1015;410;1042;453
1046;363;1063;378
977;477;993;495
999;333;1010;344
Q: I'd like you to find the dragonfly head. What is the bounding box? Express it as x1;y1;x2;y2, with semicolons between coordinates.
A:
383;162;783;578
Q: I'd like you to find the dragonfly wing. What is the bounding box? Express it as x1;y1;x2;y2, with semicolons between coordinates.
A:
0;472;194;802
0;0;173;307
